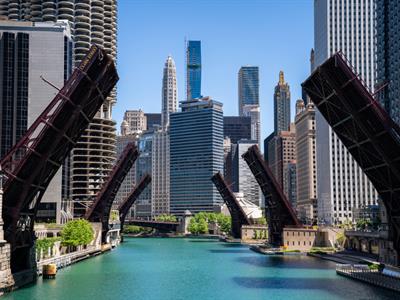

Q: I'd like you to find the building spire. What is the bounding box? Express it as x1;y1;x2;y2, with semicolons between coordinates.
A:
279;71;285;85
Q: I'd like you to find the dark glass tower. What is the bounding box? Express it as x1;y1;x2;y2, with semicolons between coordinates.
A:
377;0;400;124
186;40;202;100
274;71;291;133
238;66;259;115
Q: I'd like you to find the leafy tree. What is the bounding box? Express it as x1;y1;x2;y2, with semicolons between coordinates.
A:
356;218;372;230
218;215;231;234
197;218;209;234
254;217;267;225
188;218;199;234
110;210;119;222
61;219;94;247
155;214;177;222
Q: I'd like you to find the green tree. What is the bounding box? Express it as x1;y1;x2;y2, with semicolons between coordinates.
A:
197;218;209;234
217;214;231;234
61;219;94;247
110;210;119;222
36;237;60;255
188;218;199;234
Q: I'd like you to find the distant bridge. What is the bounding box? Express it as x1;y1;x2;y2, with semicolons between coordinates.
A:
124;219;180;232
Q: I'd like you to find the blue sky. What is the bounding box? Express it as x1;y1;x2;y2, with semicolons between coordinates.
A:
115;0;314;140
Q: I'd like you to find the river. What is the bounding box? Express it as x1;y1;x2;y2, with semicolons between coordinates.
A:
3;238;398;300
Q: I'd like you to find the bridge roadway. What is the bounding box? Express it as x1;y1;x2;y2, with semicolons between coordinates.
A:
124;219;180;232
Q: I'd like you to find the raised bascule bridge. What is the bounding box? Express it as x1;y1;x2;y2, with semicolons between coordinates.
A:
0;45;118;280
242;145;302;246
211;172;252;239
84;142;139;244
118;174;152;233
302;52;400;265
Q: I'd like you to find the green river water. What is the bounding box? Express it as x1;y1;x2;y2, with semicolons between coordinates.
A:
3;238;398;300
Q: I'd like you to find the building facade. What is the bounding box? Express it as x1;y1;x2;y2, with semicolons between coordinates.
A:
170;98;223;215
314;0;378;225
231;140;261;206
186;40;201;100
162;56;177;129
238;66;259;116
267;124;296;201
295;100;318;223
145;113;161;131
122;110;147;135
0;1;119;216
0;20;73;223
376;0;400;125
242;104;261;147
223;116;252;144
274;71;291;133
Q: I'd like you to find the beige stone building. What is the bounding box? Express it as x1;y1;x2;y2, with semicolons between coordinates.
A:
241;225;268;244
295;100;318;223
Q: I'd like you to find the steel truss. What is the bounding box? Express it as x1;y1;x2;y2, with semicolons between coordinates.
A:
302;52;400;263
211;172;251;238
0;45;118;272
242;145;301;246
84;143;139;243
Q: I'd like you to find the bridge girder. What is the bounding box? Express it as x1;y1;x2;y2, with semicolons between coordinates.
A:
0;45;118;272
302;52;400;264
211;172;251;238
118;174;152;231
242;145;301;246
85;143;139;243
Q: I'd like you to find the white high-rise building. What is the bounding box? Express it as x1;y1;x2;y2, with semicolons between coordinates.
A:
162;56;177;129
314;0;377;225
242;104;261;147
0;0;119;218
151;56;177;216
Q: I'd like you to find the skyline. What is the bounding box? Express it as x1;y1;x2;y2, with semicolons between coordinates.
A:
116;0;313;140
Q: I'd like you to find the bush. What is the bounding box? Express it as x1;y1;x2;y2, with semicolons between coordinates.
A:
123;225;152;234
36;237;60;255
61;219;94;247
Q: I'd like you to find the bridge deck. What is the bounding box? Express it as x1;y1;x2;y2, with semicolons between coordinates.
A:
302;52;400;263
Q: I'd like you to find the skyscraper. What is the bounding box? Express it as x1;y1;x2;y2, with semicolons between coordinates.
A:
170;97;223;215
162;56;177;129
295;100;317;223
377;0;400;124
242;104;261;147
274;71;291;133
0;20;73;223
231;140;261;206
186;40;201;100
223;116;252;144
0;1;118;215
238;66;259;115
314;0;377;224
122;110;147;135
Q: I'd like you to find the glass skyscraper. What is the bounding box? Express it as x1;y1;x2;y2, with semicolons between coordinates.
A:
170;98;224;215
377;0;400;125
186;40;202;100
238;66;259;115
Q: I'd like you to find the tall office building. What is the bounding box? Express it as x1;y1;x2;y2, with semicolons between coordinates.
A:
295;100;317;223
238;66;259;115
145;113;161;131
238;66;261;146
314;0;377;224
242;104;261;146
162;56;177;129
274;71;291;133
151;55;177;217
152;129;170;216
0;20;73;223
0;0;119;216
231;140;261;206
267;124;296;201
122;110;147;135
377;0;400;124
223;116;252;144
170;97;223;215
186;40;201;100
